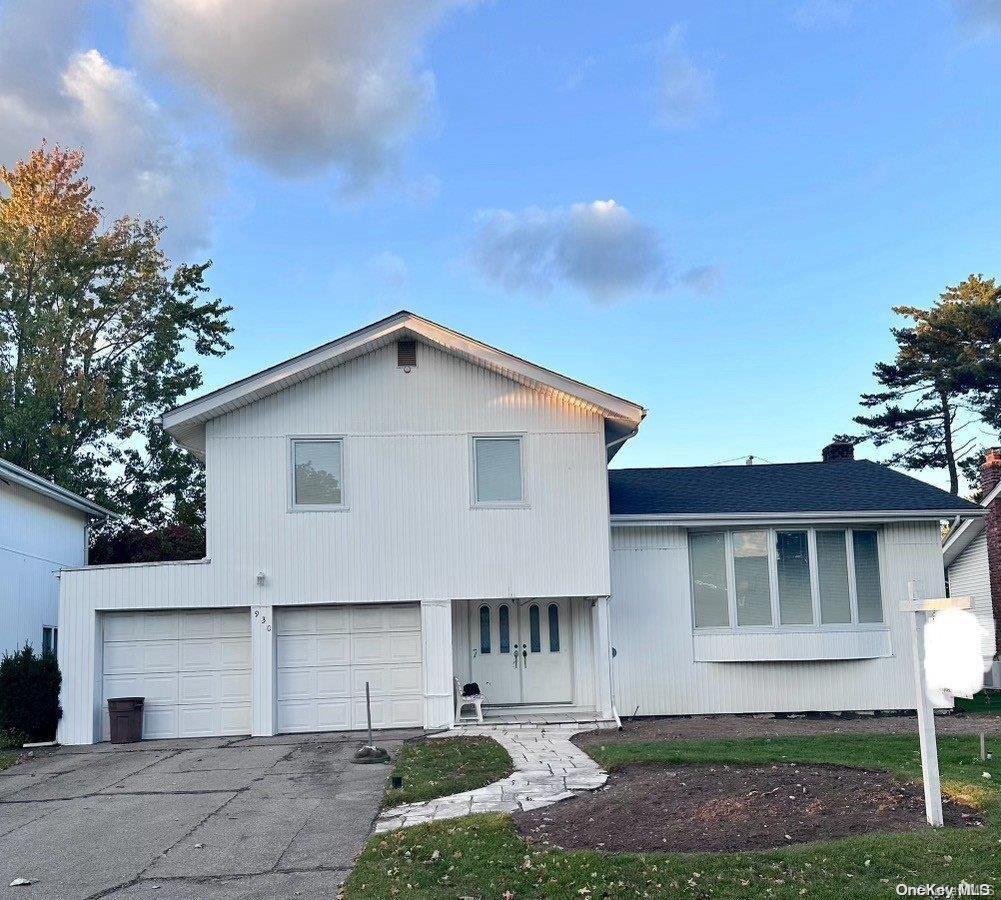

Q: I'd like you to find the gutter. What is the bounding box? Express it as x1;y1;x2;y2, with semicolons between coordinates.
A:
611;509;986;527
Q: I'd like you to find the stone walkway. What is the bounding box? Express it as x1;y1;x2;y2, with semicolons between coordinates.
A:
374;725;607;833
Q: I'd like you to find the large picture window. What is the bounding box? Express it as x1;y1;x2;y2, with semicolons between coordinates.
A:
690;528;883;631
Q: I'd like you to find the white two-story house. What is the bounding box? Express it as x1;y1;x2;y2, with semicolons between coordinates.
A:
56;312;984;744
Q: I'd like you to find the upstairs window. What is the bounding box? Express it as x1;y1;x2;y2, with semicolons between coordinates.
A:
690;528;883;631
292;439;344;509
472;436;524;505
42;626;57;656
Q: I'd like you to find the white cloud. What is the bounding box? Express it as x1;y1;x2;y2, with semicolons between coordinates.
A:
473;200;670;304
953;0;1001;39
657;25;714;130
135;0;473;194
0;0;215;256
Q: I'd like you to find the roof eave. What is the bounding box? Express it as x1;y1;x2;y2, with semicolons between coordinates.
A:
0;459;113;518
611;508;986;527
162;311;645;453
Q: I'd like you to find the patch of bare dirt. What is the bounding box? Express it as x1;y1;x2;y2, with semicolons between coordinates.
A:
513;763;982;853
572;712;1001;748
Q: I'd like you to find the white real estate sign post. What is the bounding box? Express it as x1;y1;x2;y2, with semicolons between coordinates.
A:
901;582;974;828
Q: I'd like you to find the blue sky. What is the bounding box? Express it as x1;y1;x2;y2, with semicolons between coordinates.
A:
2;0;1000;486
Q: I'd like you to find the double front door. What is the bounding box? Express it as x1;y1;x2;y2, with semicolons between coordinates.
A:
468;599;573;705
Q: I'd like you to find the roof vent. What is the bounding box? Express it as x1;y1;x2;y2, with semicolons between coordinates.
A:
822;441;854;462
397;339;417;369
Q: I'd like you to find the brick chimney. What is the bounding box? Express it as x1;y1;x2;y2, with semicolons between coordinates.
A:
982;448;1001;657
821;441;855;462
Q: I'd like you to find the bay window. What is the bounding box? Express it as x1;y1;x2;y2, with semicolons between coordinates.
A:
690;527;884;631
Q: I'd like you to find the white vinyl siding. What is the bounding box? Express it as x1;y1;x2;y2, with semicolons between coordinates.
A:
291;439;344;508
690;527;884;633
472;436;524;505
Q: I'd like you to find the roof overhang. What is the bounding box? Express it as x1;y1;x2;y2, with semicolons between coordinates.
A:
943;481;1001;567
612;509;987;529
162;311;647;457
0;458;112;519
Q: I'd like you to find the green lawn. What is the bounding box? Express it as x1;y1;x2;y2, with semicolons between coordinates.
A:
345;734;1001;899
0;755;16;772
384;736;513;808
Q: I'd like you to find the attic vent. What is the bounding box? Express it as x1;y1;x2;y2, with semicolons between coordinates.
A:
397;339;417;369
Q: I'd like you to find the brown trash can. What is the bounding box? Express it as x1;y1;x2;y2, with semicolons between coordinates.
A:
108;697;144;743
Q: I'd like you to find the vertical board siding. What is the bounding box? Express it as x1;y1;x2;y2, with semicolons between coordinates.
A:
610;521;946;715
204;341;611;602
947;532;998;680
1;481;89;657
58;341;613;742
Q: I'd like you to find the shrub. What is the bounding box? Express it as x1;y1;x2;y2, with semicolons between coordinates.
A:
0;645;62;743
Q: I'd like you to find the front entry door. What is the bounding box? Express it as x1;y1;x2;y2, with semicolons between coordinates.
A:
469;599;573;706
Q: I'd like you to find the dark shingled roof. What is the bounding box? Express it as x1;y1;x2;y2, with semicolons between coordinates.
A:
608;460;982;517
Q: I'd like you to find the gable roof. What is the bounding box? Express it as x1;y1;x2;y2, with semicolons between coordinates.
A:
0;458;112;519
162;311;646;456
609;460;984;523
942;479;1000;567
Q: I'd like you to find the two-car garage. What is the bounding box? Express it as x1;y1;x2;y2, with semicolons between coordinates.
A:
100;603;423;740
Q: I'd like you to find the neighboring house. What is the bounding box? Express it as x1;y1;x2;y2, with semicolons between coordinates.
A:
0;458;110;659
943;450;1001;687
55;312;984;744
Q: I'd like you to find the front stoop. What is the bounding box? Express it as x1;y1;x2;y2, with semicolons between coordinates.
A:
374;724;607;833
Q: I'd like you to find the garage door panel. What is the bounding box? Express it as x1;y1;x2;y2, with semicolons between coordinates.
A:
316;634;350;664
351;664;421;695
387;605;421;630
101;609;251;741
389;632;422;660
276;603;422;732
315;667;350;697
277;668;314;701
219;671;252;702
274;607;316;635
277;634;314;666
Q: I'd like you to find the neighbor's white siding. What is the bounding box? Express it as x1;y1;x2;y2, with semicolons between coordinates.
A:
947;531;998;683
203;341;611;604
0;480;88;657
609;521;946;715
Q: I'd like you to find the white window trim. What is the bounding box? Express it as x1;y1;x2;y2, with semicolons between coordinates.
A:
288;436;348;512
470;434;529;509
691;526;887;634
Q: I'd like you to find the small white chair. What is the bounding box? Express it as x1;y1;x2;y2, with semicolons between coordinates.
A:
454;676;485;724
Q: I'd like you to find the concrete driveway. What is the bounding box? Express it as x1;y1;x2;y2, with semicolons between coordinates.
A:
0;729;420;899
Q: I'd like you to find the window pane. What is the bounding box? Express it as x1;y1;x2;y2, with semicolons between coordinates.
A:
690;532;729;627
475;438;522;503
817;531;852;624
529;604;541;652
853;531;883;623
42;627;53;655
294;440;342;505
733;531;772;626
548;604;560;652
479;606;491;653
499;605;510;654
777;531;813;624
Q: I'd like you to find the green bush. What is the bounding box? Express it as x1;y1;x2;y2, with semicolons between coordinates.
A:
0;645;62;743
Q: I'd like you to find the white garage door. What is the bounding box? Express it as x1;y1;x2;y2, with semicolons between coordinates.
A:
102;609;252;740
275;603;423;733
